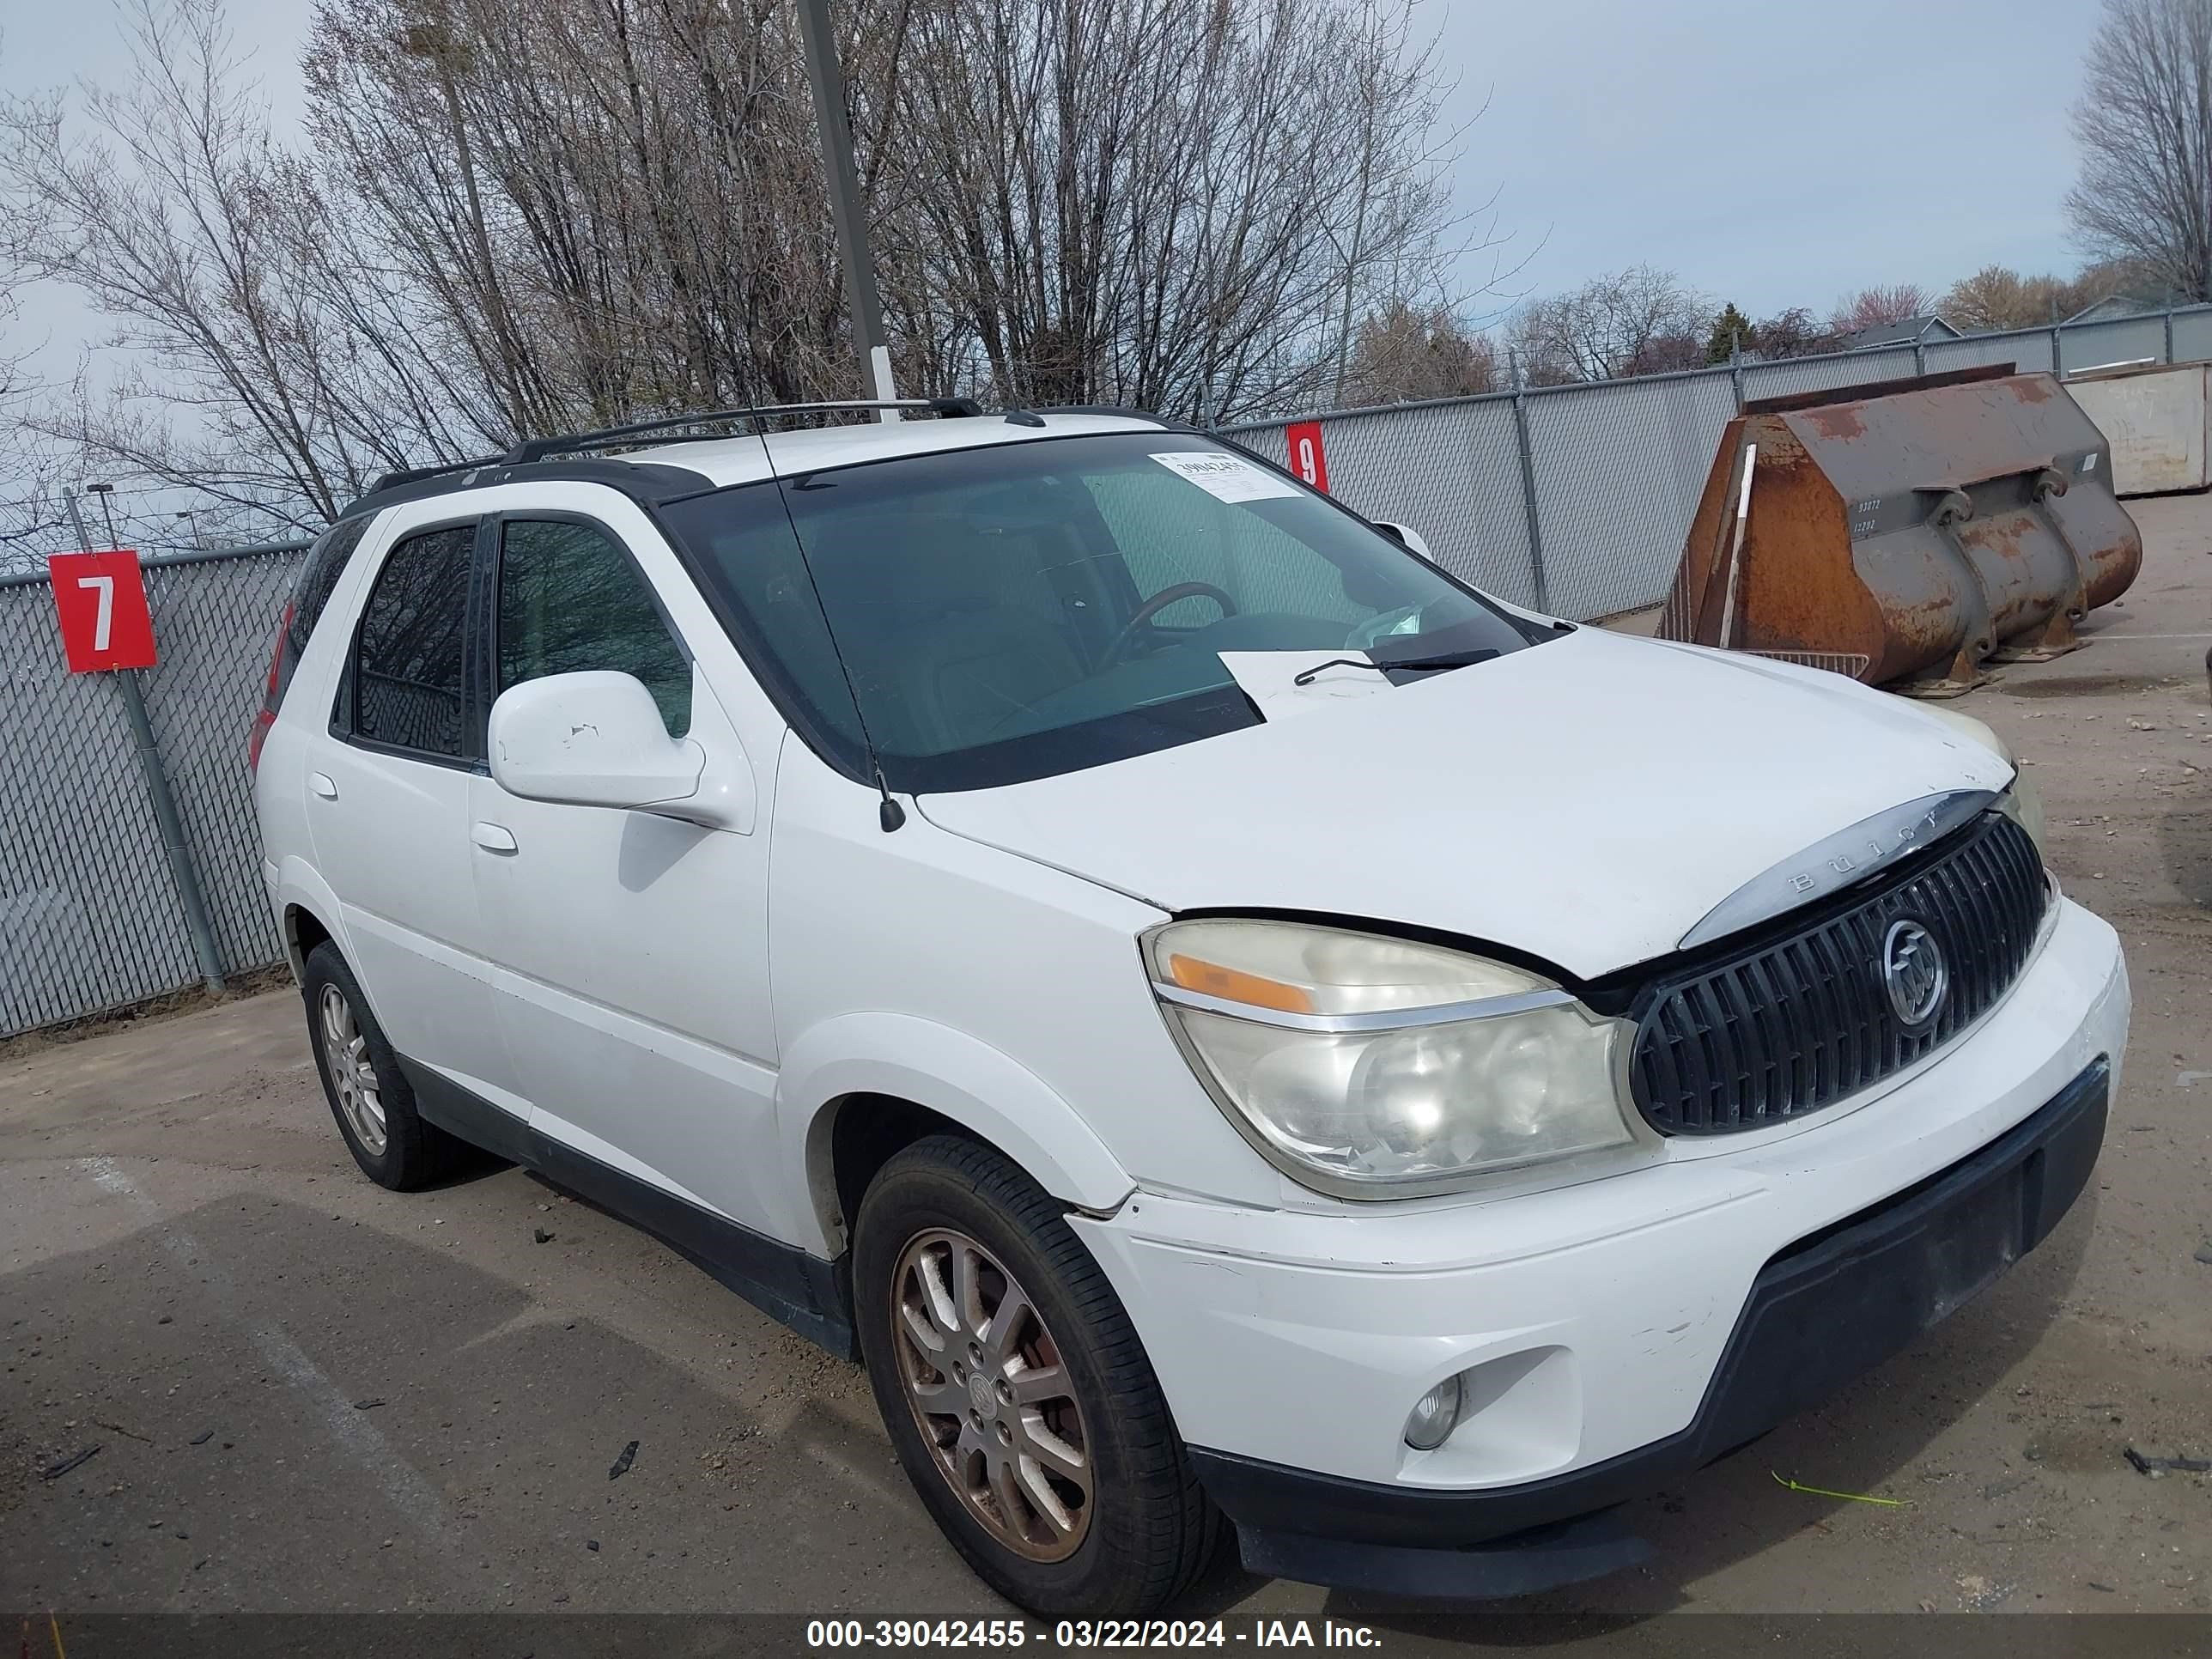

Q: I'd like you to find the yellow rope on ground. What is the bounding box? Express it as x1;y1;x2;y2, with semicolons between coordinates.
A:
1771;1469;1909;1506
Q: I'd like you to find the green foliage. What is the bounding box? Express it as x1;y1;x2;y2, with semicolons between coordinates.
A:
1705;303;1753;365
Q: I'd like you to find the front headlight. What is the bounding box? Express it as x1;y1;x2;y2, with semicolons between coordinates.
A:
1144;919;1638;1196
1998;768;2049;862
1917;703;2047;862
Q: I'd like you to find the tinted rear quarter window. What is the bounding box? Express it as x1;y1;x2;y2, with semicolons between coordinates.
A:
288;517;373;658
352;524;475;758
266;516;374;718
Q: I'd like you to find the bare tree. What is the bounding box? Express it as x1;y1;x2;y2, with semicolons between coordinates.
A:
1826;283;1933;336
2069;0;2212;303
304;0;891;424
5;0;1499;528
0;30;52;537
0;0;496;531
311;0;1492;428
3;0;909;524
0;258;34;501
1504;265;1710;382
887;0;1495;421
1745;307;1832;359
0;264;26;436
1942;264;2084;330
1620;331;1705;376
1340;301;1496;404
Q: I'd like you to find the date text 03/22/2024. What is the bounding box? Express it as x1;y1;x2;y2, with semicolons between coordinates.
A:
805;1618;1383;1649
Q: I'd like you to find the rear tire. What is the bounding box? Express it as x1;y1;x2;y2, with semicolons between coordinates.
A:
853;1133;1218;1616
301;941;465;1191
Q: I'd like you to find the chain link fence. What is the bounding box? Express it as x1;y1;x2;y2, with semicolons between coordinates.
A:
1;544;306;1036
5;303;2211;1036
1224;305;2212;622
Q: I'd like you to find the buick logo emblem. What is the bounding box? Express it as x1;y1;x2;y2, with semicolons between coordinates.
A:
1881;919;1948;1028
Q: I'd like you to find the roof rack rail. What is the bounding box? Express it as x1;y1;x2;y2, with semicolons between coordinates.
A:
501;398;985;465
1033;404;1176;426
368;453;510;493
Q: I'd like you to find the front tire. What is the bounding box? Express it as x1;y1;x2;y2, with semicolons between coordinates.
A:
853;1134;1217;1616
301;941;465;1191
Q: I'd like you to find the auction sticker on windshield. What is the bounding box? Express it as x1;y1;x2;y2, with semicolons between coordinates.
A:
1150;450;1301;503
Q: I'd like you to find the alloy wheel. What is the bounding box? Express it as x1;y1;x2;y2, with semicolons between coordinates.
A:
319;983;386;1155
890;1227;1093;1561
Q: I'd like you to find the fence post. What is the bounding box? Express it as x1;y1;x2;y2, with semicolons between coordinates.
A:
61;493;226;997
2166;307;2177;363
1914;338;1927;377
1506;352;1552;614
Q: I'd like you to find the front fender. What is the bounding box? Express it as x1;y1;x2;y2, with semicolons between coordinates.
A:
775;1011;1136;1256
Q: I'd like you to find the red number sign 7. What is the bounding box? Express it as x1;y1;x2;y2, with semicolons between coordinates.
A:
48;550;158;672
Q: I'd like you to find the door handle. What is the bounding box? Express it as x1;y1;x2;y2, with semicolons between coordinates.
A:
471;821;519;854
308;771;338;799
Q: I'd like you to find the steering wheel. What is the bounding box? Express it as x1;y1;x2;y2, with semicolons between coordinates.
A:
1103;581;1239;663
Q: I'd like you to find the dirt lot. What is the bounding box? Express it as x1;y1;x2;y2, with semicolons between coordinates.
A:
3;498;2208;1637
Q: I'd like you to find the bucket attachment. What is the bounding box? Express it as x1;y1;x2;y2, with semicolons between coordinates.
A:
1658;366;2142;696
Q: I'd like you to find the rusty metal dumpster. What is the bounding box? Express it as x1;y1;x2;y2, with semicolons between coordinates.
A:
1657;366;2142;694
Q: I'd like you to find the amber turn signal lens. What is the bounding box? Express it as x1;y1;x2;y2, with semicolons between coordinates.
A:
1164;953;1316;1015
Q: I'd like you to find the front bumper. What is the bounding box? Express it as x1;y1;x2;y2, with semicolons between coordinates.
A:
1201;1057;2107;1594
1070;896;2128;1594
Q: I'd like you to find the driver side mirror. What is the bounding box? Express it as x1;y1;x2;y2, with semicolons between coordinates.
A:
489;671;743;828
1372;520;1435;562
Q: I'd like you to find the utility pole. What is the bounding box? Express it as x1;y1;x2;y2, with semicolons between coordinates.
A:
796;0;898;421
1504;350;1552;615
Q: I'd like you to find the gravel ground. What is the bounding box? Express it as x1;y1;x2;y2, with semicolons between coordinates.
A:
3;496;2207;1638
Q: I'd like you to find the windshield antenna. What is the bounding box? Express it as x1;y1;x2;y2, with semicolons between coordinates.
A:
872;765;906;832
738;392;907;831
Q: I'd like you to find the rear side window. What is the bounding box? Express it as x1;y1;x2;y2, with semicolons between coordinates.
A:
495;519;691;738
264;516;372;718
352;524;475;759
288;517;372;659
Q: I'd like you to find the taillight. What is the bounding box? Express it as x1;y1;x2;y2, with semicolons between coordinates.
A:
250;601;295;775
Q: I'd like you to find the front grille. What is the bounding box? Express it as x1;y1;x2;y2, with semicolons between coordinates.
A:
1630;812;2049;1135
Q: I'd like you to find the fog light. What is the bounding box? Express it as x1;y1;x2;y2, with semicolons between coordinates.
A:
1403;1375;1465;1450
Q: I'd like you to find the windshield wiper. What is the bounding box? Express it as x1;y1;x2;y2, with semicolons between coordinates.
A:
1292;648;1499;687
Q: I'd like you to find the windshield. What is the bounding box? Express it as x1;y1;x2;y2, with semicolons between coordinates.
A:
659;431;1547;792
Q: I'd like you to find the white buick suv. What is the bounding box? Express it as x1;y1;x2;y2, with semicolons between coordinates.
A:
250;400;2128;1614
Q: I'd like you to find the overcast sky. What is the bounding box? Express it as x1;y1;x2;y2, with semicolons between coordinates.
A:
1437;0;2102;323
5;0;2105;388
4;0;314;395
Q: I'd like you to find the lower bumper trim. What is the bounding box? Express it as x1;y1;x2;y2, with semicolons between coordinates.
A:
1194;1054;2110;1588
1237;1511;1650;1601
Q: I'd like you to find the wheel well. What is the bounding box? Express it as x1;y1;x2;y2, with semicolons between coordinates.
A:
824;1092;988;1249
285;904;332;979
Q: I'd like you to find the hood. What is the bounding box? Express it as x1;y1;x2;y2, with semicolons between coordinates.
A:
916;627;2015;981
